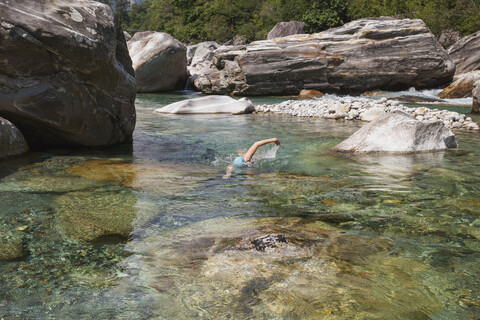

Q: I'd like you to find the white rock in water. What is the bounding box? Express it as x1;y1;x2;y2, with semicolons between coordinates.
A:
332;111;458;153
360;106;385;121
154;96;255;115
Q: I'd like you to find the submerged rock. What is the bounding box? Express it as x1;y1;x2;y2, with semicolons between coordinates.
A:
0;226;25;261
56;189;137;242
0;117;28;159
0;0;136;147
119;216;441;319
439;71;480;98
194;17;454;95
448;29;480;74
128;32;188;93
66;159;217;195
267;21;305;40
154;96;255;114
332;111;458;153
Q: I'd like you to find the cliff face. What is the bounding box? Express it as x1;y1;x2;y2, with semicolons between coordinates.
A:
194;18;455;96
0;0;136;146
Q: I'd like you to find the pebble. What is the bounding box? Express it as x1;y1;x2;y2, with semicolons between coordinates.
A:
255;98;479;130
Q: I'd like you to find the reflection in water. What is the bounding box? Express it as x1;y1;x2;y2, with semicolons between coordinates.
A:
353;152;446;192
0;93;479;319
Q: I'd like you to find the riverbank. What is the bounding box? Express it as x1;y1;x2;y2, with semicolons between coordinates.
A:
255;97;480;130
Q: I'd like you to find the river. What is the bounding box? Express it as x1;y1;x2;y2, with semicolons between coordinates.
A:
0;91;479;319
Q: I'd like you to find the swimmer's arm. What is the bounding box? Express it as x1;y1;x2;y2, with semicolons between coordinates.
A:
243;138;280;162
223;165;234;179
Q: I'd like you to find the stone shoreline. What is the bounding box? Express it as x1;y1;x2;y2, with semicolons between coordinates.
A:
255;98;480;130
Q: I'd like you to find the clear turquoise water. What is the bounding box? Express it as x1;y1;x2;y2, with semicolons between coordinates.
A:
0;92;479;319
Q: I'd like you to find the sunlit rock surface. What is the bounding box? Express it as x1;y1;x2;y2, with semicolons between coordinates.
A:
0;0;136;146
128;32;188;92
194;17;454;95
439;71;480;98
120;216;441;319
473;80;480;114
448;29;480;74
154;96;255;114
332;111;458;153
0;117;28;159
267;21;305;39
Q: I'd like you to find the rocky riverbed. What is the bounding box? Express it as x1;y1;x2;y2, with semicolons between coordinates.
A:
256;97;480;130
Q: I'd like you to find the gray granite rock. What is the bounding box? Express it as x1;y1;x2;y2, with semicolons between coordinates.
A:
0;0;136;147
0;117;28;159
473;80;480;114
267;21;305;40
194;18;454;96
128;32;188;92
437;29;462;49
448;29;480;74
332;111;458;153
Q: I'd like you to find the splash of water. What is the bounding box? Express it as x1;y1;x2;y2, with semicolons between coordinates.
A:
254;144;279;160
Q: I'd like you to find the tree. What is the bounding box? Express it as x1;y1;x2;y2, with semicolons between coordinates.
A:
302;0;348;33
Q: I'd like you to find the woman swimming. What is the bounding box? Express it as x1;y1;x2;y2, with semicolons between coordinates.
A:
224;138;280;179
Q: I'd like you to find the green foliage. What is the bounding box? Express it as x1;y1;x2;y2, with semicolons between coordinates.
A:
96;0;480;43
346;0;480;36
302;0;348;33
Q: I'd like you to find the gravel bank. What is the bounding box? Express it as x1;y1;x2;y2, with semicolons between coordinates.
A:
255;98;479;130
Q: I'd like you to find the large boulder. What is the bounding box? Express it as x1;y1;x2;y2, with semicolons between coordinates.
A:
473;80;480;114
0;0;136;147
267;21;305;40
448;29;480;74
128;32;188;92
332;111;458;153
439;71;480;98
0;117;28;158
187;41;220;79
193;18;454;96
187;41;219;66
154;96;255;115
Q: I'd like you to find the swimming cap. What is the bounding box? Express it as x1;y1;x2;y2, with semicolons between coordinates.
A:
233;156;246;166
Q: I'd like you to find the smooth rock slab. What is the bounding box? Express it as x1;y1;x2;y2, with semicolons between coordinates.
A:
128;32;187;92
194;17;454;95
267;21;305;40
332;111;458;153
448;29;480;74
154;96;255;115
0;117;28;158
0;0;136;147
